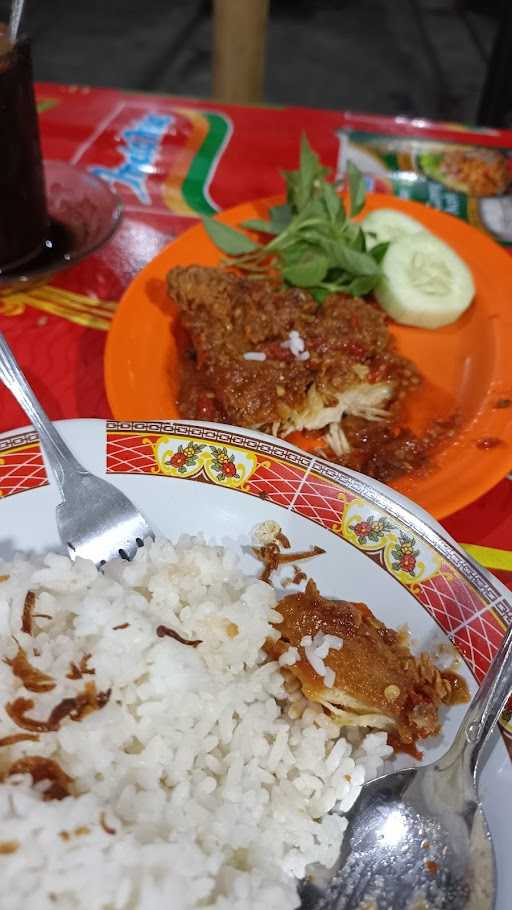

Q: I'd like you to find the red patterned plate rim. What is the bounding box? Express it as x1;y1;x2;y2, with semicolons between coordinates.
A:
2;416;511;749
1;418;510;640
105;419;508;616
1;417;511;906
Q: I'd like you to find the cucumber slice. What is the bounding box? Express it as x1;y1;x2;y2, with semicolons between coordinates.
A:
363;208;427;249
375;233;475;329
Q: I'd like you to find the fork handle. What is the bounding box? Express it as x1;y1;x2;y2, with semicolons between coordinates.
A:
0;332;86;494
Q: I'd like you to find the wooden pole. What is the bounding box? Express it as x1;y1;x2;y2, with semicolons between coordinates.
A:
213;0;269;104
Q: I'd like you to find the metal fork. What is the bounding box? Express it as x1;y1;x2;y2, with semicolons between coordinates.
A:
0;332;153;566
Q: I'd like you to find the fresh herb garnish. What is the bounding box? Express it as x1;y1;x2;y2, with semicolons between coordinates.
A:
202;219;259;255
202;134;387;301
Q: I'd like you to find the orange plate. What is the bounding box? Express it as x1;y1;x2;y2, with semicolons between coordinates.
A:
105;194;512;519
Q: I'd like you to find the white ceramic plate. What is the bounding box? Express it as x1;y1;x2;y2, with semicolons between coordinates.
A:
1;418;511;908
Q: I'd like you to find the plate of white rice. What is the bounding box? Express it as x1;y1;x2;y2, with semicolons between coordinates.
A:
0;418;510;910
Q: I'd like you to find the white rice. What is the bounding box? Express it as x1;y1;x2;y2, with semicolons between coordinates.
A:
301;634;343;689
280;330;310;362
0;538;392;910
243;352;267;362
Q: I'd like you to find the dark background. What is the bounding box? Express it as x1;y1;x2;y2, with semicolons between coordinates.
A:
0;0;503;123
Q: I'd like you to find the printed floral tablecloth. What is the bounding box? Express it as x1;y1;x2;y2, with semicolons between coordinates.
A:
1;82;512;589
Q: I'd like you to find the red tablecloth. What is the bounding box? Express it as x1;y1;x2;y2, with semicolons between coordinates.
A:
1;83;512;585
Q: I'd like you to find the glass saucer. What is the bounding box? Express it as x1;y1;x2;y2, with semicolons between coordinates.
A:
0;161;123;295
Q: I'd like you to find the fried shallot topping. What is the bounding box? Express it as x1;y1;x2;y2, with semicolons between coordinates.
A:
3;642;56;692
0;841;19;854
253;543;325;583
6;756;73;801
66;654;95;680
0;732;40;748
283;566;308;587
5;683;111;733
59;826;90;841
21;591;36;634
156;625;202;647
100;811;117;835
112;623;130;630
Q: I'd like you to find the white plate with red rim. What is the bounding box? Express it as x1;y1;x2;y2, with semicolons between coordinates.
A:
0;417;511;908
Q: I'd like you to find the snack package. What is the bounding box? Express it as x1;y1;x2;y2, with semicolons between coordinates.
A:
337;129;512;246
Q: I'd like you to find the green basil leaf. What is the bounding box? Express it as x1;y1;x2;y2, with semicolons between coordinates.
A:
330;242;380;276
280;241;314;268
369;241;390;264
320;241;345;272
347;160;366;217
203;217;259;254
298;134;323;208
269;203;293;231
338;221;360;247
351;225;366;252
323;266;345;282
322;182;343;223
298;229;334;249
309;286;331;304
241;219;279;235
282;169;301;211
343;274;380;296
283;252;329;287
293;197;326;228
284;135;328;213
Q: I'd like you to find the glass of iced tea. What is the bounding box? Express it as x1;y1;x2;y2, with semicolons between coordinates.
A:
0;35;49;272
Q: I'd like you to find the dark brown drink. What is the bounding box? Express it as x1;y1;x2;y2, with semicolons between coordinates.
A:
0;37;48;271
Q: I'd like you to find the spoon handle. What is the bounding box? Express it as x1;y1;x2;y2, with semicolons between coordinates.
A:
441;621;512;777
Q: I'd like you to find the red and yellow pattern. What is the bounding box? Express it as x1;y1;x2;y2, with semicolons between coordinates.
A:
0;419;509;751
105;420;507;686
106;423;310;504
0;286;117;331
0;433;47;498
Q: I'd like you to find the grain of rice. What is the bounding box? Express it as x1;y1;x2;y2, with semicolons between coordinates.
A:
243;351;267;361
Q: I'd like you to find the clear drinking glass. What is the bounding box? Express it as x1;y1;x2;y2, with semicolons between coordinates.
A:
0;35;49;271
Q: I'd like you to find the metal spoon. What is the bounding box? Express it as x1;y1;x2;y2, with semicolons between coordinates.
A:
301;622;512;910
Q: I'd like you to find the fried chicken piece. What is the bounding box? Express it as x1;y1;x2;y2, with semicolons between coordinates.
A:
268;580;469;755
168;266;420;435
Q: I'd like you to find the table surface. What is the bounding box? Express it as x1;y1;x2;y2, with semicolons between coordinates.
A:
1;82;512;588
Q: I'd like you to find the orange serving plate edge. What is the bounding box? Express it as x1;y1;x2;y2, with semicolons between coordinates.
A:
105;193;512;520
